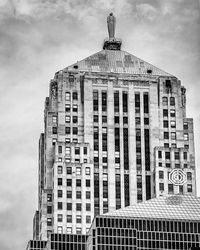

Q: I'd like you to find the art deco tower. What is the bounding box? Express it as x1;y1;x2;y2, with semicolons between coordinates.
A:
33;13;196;241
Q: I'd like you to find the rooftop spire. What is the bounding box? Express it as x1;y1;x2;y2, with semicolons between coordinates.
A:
103;13;122;50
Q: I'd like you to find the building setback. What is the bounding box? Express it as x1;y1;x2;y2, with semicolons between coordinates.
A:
26;13;196;247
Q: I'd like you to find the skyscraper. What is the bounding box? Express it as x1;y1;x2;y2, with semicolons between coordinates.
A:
31;13;196;241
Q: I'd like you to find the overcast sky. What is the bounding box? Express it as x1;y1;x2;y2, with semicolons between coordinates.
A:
0;0;199;250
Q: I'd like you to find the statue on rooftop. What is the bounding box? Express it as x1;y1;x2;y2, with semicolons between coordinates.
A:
107;13;116;39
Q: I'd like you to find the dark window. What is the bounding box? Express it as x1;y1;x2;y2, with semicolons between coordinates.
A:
93;115;98;123
58;178;62;186
168;184;174;194
144;129;150;171
144;117;149;125
76;191;81;199
73;92;78;100
58;190;62;198
184;152;187;160
86;203;91;211
76;179;81;187
86;180;90;187
73;127;78;135
75;147;80;154
47;206;52;214
114;91;119;112
162;97;168;106
67;203;72;210
84;147;87;155
66;167;72;174
123;128;129;170
114;116;119;124
170;109;175;117
52;127;57;134
183;122;188;130
124;174;130;206
164;132;169;139
143;93;149;113
158;151;162;158
65;104;70;112
164;143;169;148
123;92;128;112
73;105;78;112
76;203;82;211
115;174;121;209
187;172;192;180
163;120;169;128
67;191;72;198
65;127;70;134
102;92;107;112
165;152;170;160
170;97;175;106
58;146;62;154
102;116;107;123
67;215;72;222
73;116;78;123
86;191;91;199
174;152;180;160
93;91;98;111
67;179;72;186
115;128;120;152
159;183;164;191
136;117;140;125
123;117;128;124
187;184;192;192
159;171;164;179
135;93;140;113
69;75;74;82
58;202;62;210
47;194;52;201
163;109;168;117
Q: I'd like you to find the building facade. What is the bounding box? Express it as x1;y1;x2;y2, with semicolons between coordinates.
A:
28;13;196;242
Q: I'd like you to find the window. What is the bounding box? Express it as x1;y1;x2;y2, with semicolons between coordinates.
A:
58;190;62;198
73;138;78;143
57;226;63;234
57;214;63;222
76;191;81;199
75;147;80;154
72;116;78;123
73;104;78;112
187;184;192;192
67;191;72;199
170;97;175;106
86;191;91;199
58;157;62;162
84;159;87;163
187;172;192;180
73;91;78;100
114;91;119;112
76;167;81;175
65;104;70;112
170;121;176;128
52;138;57;146
162;97;168;106
93;115;98;123
164;132;169;139
144;117;149;125
123;92;128;113
184;152;187;160
86;203;91;211
165;152;170;160
102;92;107;112
163;120;169;128
58;178;62;186
158;151;162;159
65;127;70;134
166;163;171;168
102;116;107;123
58;145;62;154
86;180;90;187
164;143;169;148
73;127;78;135
93;91;98;111
67;215;72;223
76;228;82;234
159;162;162;167
65;92;70;101
123;117;128;124
170;109;175;117
84;147;87;155
76;203;82;211
57;166;63;174
86;216;91;223
47;206;52;214
65;138;70;144
65;116;70;123
67;203;72;210
171;143;177;148
103;157;107;163
114;116;119;124
76;179;81;187
65;147;70;155
159;183;164;191
47;194;52;201
67;179;72;187
52;116;57;123
183;122;188;130
174;152;180;160
163;109;168;117
159;171;164;179
66;227;72;234
184;133;189;141
66;167;72;174
171;132;176;140
58;202;62;210
47;218;52;226
52;127;57;134
76;215;82;223
168;184;174;194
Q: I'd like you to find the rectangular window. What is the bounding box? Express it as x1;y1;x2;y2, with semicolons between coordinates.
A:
171;132;176;140
86;203;91;211
170;121;176;128
65;92;70;101
67;203;72;210
47;218;52;226
102;92;107;112
102;115;107;123
163;120;169;128
69;74;74;82
73;104;78;112
76;215;82;223
174;152;180;160
187;184;192;192
114;91;119;113
143;93;149;113
86;191;91;199
165;152;170;160
66;227;72;234
65;147;70;155
123;128;129;170
76;167;81;175
52;116;57;123
65;127;70;134
168;184;174;194
67;190;72;199
57;226;63;234
66;167;72;174
67;179;72;186
84;147;87;155
52;127;57;134
114;116;119;124
58;178;62;186
158;151;162;159
183;122;188;130
162;97;168;106
164;132;169;139
58;190;62;198
57;214;63;222
123;92;128;113
65;115;70;123
65;104;70;112
67;215;72;223
76;228;82;234
163;109;168;117
93;91;98;111
58;202;63;210
76;179;81;187
187;172;192;180
159;171;164;179
73;116;78;123
65;138;70;144
170;97;175;106
73;91;78;100
183;152;187;160
75;147;80;154
76;191;81;199
58;146;62;154
93;115;98;123
73;127;78;135
135;93;140;113
144;117;149;125
47;194;52;202
159;183;164;191
184;133;189;141
170;109;175;117
76;203;82;211
86;179;90;187
123;117;128;124
47;206;52;214
57;166;63;174
86;216;91;223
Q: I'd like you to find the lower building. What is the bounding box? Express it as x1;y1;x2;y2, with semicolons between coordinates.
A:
26;195;200;250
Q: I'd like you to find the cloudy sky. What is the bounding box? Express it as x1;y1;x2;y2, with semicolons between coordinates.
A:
0;0;199;249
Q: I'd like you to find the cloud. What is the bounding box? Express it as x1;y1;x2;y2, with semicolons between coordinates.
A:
136;3;158;21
